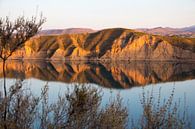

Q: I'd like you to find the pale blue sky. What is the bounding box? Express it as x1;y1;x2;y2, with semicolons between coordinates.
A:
0;0;195;29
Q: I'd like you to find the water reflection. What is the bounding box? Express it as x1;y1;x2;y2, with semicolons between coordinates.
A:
0;81;192;129
0;60;195;88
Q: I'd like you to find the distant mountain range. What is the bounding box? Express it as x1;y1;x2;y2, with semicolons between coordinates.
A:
181;25;195;32
136;25;195;37
39;26;195;38
38;28;95;35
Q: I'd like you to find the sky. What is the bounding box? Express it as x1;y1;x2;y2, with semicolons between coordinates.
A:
0;0;195;30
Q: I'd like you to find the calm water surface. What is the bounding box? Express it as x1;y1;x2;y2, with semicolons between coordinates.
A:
0;60;195;127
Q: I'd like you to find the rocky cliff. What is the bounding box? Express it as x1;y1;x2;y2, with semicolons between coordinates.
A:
10;28;195;61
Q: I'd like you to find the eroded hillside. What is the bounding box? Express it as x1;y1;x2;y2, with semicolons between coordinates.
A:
10;28;195;60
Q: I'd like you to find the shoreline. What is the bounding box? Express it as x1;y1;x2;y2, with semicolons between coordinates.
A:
3;58;195;63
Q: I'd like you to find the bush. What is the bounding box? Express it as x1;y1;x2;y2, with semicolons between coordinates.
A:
0;81;192;129
0;81;128;129
132;87;191;129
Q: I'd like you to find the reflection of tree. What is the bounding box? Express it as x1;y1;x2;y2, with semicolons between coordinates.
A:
0;16;45;129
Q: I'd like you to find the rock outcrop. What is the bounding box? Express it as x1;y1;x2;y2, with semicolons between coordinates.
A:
10;28;195;61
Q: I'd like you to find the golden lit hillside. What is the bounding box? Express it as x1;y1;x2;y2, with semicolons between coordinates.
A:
10;28;195;61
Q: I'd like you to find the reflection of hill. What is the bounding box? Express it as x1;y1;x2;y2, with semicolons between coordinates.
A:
0;61;195;89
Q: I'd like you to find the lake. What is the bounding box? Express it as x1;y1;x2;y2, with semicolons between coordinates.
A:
0;60;195;128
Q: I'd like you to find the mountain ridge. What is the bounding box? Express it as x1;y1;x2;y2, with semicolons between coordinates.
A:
10;28;195;61
39;25;195;37
38;28;95;35
136;25;195;37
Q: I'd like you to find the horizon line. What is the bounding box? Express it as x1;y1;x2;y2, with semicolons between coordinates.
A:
41;25;195;30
